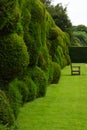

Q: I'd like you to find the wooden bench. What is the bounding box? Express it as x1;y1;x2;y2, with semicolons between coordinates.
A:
70;63;80;75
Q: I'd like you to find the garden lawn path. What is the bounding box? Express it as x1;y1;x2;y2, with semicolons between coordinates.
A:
16;63;87;130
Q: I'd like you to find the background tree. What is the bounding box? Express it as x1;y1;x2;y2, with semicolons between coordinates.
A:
41;0;52;6
47;3;72;36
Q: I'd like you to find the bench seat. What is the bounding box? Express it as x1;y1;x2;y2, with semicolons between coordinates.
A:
70;64;80;75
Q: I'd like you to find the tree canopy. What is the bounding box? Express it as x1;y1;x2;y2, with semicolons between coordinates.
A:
41;0;52;5
47;3;72;36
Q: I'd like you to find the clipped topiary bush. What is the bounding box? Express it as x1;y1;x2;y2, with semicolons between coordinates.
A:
51;62;61;84
0;89;14;127
48;27;58;40
22;0;46;66
7;80;22;118
0;0;21;34
38;47;50;72
46;10;71;68
23;76;37;101
10;78;29;103
47;60;54;84
0;33;29;82
53;45;63;67
29;66;48;98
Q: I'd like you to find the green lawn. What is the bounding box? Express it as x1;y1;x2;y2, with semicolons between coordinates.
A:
16;63;87;130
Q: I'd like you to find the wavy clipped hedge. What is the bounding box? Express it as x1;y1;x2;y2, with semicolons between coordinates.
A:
51;62;61;84
22;0;46;66
0;0;71;128
45;11;71;68
29;66;48;98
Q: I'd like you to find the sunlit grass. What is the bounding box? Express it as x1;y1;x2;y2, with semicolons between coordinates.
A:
16;63;87;130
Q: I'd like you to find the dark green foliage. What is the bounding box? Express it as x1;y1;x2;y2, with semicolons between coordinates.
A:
49;40;59;59
47;29;70;68
0;0;20;34
38;48;48;71
47;61;54;84
51;62;61;84
23;76;37;101
53;46;63;66
7;81;22;118
48;27;58;40
0;33;29;82
0;89;14;126
29;66;48;97
10;79;29;103
0;124;8;130
22;0;46;66
46;11;70;68
38;47;54;84
38;47;50;73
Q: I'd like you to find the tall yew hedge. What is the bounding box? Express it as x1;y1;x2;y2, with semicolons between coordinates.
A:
0;0;71;128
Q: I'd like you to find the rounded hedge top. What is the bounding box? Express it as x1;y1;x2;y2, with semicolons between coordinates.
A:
48;27;59;40
0;33;29;82
0;0;20;33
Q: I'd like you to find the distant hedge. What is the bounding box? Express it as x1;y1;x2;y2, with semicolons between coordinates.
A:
69;47;87;63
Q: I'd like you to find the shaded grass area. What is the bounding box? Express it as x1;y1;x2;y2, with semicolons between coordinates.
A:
16;63;87;130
